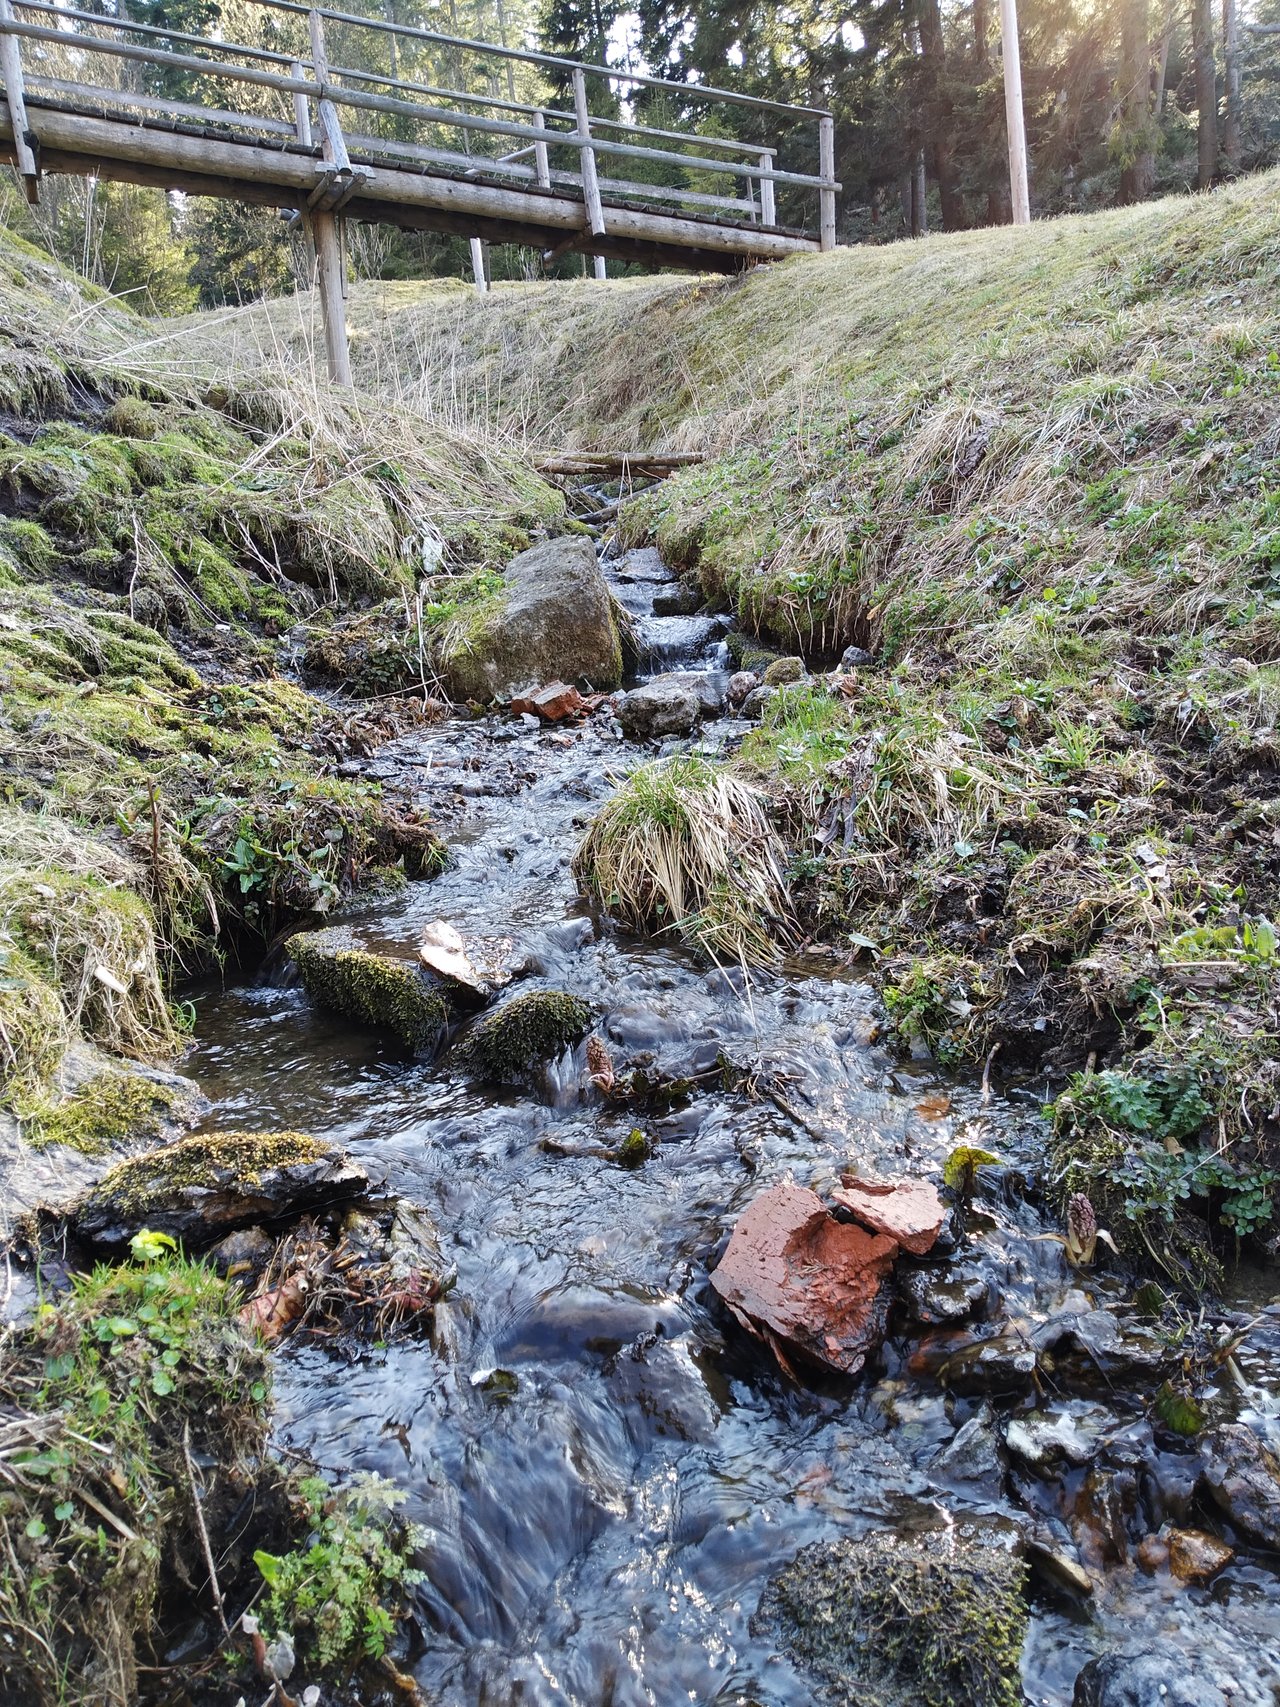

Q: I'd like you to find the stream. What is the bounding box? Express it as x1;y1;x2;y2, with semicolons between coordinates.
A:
185;543;1280;1706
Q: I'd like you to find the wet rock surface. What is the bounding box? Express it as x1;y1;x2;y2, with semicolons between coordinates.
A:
71;1130;368;1251
834;1174;945;1254
1072;1650;1230;1707
1198;1423;1280;1547
757;1526;1028;1707
287;926;448;1052
710;1182;897;1376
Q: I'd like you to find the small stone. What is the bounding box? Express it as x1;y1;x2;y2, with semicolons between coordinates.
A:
839;644;874;670
740;684;777;720
1025;1528;1094;1596
833;1175;945;1255
1167;1526;1233;1585
1004;1403;1112;1471
910;1329;1038;1394
931;1406;1003;1487
726;669;758;707
510;681;593;721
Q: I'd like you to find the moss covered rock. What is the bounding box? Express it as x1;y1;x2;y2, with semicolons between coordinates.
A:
287;927;448;1053
72;1128;367;1251
439;537;622;702
462;990;592;1082
757;1527;1028;1707
763;654;806;686
25;1063;201;1157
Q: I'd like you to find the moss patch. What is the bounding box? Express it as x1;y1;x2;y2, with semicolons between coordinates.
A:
462;990;592;1082
287;928;448;1053
24;1069;192;1157
83;1128;329;1222
757;1527;1028;1707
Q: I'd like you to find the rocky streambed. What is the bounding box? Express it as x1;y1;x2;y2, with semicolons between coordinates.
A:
160;541;1280;1706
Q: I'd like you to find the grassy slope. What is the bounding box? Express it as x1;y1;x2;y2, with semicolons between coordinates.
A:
0;227;563;1151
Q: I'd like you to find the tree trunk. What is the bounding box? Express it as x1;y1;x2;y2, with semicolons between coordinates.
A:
1222;0;1242;170
1191;0;1219;188
974;0;990;66
1118;0;1154;201
918;0;966;229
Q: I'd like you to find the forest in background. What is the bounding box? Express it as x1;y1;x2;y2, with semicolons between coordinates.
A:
4;0;1280;308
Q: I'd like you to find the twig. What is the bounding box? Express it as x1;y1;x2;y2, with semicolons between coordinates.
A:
183;1420;231;1641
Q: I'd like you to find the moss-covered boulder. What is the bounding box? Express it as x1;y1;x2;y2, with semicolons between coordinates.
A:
756;1527;1028;1707
461;990;592;1082
287;927;448;1053
439;537;622;701
71;1129;367;1251
763;654;806;686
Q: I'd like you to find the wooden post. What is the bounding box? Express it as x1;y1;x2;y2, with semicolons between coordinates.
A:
289;56;312;147
592;253;606;281
289;57;316;276
0;0;39;202
758;150;775;227
306;11;351;385
818;115;835;250
571;67;606;238
469;235;488;292
998;0;1031;224
532;108;551;189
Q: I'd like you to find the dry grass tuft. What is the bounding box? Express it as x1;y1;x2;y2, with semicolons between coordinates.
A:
574;756;794;967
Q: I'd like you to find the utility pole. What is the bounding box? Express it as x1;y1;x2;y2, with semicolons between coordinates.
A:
999;0;1031;223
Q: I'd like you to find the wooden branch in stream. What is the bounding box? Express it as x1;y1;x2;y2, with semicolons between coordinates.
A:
537;451;706;478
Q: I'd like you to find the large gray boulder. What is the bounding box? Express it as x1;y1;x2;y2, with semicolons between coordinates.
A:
440;536;622;702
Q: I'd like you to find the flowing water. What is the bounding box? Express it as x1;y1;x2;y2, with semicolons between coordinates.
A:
185;545;1280;1706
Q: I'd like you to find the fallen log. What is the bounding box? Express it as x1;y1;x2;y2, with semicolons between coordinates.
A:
537;450;706;478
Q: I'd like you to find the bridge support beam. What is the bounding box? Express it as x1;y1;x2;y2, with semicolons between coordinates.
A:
312;209;351;386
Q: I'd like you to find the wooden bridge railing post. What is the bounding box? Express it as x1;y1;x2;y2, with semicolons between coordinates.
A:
306;7;352;385
469;236;488;293
0;0;39;201
758;150;775;227
532;107;551;190
818;114;836;251
571;66;606;244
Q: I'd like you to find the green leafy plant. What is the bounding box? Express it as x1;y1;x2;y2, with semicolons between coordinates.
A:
255;1474;426;1672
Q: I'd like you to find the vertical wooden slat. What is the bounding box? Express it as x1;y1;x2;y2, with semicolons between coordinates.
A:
470;235;488;292
289;56;312;148
572;67;606;238
818;115;836;250
592;253;606;281
758;150;775;228
532;108;551;189
0;0;39;202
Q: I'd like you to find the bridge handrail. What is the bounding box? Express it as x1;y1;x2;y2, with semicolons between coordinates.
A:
10;0;777;157
248;0;834;120
0;13;837;194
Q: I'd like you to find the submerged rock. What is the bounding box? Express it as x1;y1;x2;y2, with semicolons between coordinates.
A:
461;989;592;1082
1198;1422;1280;1547
899;1261;988;1325
439;536;622;701
710;1182;897;1378
287;926;448;1052
1167;1526;1234;1584
757;1526;1028;1707
71;1130;367;1251
1073;1651;1228;1707
834;1175;945;1255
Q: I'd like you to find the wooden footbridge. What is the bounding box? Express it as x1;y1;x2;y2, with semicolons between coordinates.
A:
0;0;838;381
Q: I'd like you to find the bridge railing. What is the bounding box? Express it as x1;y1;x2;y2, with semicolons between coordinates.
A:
0;0;838;243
